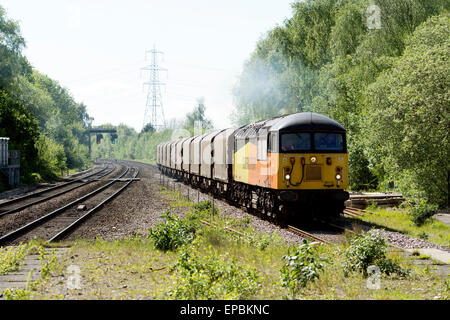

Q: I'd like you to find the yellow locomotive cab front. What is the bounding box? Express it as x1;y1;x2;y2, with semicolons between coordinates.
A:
278;153;348;190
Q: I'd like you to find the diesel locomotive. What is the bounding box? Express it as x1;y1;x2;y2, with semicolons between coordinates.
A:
156;112;349;222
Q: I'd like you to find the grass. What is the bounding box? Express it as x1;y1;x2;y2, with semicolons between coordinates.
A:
159;188;193;208
354;208;450;247
3;190;449;300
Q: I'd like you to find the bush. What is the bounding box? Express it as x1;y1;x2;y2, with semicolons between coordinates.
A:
148;211;199;251
409;201;438;226
168;249;261;299
280;240;328;298
35;135;67;180
343;232;406;277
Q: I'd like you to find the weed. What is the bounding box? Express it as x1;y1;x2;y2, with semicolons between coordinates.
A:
343;231;407;277
192;200;218;215
418;232;429;240
38;246;58;279
168;247;261;299
0;243;30;275
409;201;438;226
366;201;378;211
280;240;328;299
2;288;31;300
431;259;445;266
148;210;199;251
249;233;272;251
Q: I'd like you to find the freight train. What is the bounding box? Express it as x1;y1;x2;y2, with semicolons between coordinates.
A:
156;112;349;222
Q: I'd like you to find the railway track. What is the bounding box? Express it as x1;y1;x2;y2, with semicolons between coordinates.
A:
0;163;139;244
0;163;114;217
286;224;332;244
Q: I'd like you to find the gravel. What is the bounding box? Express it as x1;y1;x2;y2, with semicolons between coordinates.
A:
369;229;449;252
0;164;123;238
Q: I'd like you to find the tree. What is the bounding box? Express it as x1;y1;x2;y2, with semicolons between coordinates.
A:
364;13;449;206
0;4;92;184
0;90;39;183
184;98;213;134
0;6;27;88
141;123;155;134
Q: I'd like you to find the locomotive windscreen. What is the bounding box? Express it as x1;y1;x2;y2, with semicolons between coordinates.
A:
281;133;311;152
314;133;344;151
280;132;345;152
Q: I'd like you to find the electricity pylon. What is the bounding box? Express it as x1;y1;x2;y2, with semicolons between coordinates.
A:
142;45;167;130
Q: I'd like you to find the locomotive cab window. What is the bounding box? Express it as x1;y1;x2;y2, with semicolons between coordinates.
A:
280;133;311;152
314;133;344;151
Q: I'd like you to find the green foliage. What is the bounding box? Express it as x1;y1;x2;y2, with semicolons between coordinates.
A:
148;211;199;251
168;248;261;299
343;231;406;277
280;240;328;298
35;135;67;180
0;90;40;183
2;288;30;300
0;243;29;275
0;6;27;88
38;246;58;280
91;101;214;163
0;5;92;187
364;13;450;206
191;200;218;215
409;201;438;226
91;123;172;163
183;97;213;134
417;232;428;240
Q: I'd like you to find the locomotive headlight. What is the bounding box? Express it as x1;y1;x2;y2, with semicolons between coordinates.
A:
285;174;290;180
336;174;341;180
310;156;317;163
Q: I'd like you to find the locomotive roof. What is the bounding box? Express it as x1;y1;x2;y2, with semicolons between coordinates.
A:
235;112;345;139
270;112;346;132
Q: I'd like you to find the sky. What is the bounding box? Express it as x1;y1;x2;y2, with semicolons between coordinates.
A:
1;0;295;131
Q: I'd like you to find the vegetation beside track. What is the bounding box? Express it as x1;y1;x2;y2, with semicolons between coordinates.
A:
2;189;448;300
353;207;450;247
0;243;31;275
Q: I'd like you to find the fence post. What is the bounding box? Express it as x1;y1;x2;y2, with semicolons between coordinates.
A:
212;194;215;218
